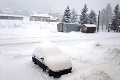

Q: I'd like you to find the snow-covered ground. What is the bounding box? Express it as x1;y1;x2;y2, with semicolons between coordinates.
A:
0;20;120;80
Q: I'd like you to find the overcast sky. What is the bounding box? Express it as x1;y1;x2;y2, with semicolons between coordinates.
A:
0;0;120;14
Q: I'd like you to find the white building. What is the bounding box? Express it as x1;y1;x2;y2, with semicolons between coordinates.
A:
1;8;13;14
30;13;58;22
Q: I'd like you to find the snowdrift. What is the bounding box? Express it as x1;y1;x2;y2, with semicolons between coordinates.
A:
83;71;113;80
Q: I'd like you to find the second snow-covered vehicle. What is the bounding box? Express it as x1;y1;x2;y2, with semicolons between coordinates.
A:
32;43;72;78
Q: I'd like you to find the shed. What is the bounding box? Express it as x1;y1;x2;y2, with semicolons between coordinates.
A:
81;24;97;33
0;14;23;20
57;23;80;32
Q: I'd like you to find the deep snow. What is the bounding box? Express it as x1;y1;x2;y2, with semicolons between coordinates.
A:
0;20;120;80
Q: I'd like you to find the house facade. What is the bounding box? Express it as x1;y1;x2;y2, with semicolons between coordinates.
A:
0;14;23;20
30;14;58;22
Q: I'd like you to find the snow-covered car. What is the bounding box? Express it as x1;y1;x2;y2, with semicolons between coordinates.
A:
32;43;72;78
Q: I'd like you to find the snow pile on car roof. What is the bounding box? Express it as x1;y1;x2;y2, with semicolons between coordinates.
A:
33;42;72;71
33;42;63;58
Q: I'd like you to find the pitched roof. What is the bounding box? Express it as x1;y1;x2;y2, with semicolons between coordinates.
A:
83;24;97;27
0;14;24;17
30;13;50;18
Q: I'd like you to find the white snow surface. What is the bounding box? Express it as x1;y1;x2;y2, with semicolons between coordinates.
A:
0;20;120;80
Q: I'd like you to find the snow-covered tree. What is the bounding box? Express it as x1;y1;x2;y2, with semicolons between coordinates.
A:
71;8;78;23
62;6;71;23
100;3;113;31
111;4;120;31
88;10;96;24
105;3;113;29
100;8;106;30
80;4;88;25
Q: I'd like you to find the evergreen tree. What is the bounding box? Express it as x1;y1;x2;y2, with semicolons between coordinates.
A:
105;3;113;29
88;10;96;24
111;4;120;31
71;8;78;23
62;6;71;23
114;4;119;15
80;4;88;25
100;3;113;31
100;8;106;30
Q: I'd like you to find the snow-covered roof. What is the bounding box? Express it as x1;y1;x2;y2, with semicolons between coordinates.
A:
1;8;13;14
49;16;58;20
33;42;72;71
0;14;24;17
83;24;97;27
30;14;50;18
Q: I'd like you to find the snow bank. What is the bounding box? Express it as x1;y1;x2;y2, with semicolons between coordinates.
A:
0;20;27;29
33;42;72;71
0;19;58;32
107;48;120;60
104;48;120;65
83;71;113;80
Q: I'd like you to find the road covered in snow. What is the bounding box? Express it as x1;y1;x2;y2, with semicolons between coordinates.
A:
0;21;120;80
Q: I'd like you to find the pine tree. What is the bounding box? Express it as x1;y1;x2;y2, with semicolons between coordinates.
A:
100;3;113;31
100;8;106;30
114;4;119;15
71;8;78;23
80;4;88;25
88;10;96;24
62;6;71;23
105;3;113;30
111;4;120;31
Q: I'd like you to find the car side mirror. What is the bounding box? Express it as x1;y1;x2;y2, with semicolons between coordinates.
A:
41;58;44;60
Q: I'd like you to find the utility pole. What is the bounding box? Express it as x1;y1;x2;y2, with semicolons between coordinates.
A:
97;11;100;32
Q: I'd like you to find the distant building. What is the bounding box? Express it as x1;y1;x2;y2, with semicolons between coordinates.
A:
30;14;50;21
1;8;13;14
0;14;23;20
48;16;59;22
0;10;4;14
13;10;22;15
81;24;97;33
30;13;58;22
49;13;63;22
